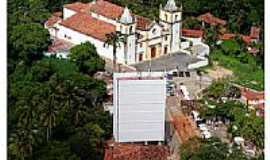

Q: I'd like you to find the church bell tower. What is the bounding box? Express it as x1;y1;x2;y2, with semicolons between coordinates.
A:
159;0;182;53
117;7;136;64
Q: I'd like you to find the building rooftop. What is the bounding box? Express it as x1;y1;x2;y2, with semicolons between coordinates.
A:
218;33;236;40
89;0;124;20
241;88;264;101
182;29;204;38
64;2;90;13
104;141;169;160
132;52;200;72
135;15;152;30
164;0;178;12
60;13;116;41
48;38;74;53
198;12;227;26
64;0;153;30
45;13;62;28
120;7;133;24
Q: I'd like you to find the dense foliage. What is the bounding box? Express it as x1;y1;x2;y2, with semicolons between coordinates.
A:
180;138;249;160
200;81;264;150
8;56;112;159
69;42;105;75
8;0;112;157
210;40;264;91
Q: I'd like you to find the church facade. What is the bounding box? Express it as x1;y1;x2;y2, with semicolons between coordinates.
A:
45;0;183;65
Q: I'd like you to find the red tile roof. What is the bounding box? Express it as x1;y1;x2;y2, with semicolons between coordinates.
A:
60;13;116;42
48;38;74;52
104;141;169;160
89;0;124;20
219;33;236;40
198;13;227;26
241;35;252;44
135;15;152;30
182;29;204;38
64;2;90;13
64;1;152;30
45;14;62;28
250;26;260;39
241;88;264;101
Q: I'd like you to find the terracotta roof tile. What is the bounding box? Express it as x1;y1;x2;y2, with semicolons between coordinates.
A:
45;15;62;28
241;35;252;44
241;88;264;101
182;29;204;38
219;33;236;40
135;15;152;30
198;12;226;26
64;2;90;13
104;141;169;160
48;39;74;52
250;26;260;39
59;13;116;42
64;1;152;30
89;0;124;19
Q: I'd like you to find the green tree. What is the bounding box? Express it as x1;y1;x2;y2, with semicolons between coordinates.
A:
69;123;105;160
34;141;80;160
104;31;126;72
69;42;105;75
9;23;51;64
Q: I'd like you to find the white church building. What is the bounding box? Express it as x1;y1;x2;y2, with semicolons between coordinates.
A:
45;0;183;65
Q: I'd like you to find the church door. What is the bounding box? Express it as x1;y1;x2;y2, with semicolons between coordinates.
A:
151;47;156;58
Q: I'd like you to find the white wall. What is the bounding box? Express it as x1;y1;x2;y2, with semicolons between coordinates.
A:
148;24;162;40
57;24;127;63
171;23;180;52
126;35;136;64
113;72;166;142
63;8;76;19
188;59;209;69
182;36;202;45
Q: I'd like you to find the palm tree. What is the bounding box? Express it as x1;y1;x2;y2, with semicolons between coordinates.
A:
104;31;126;72
40;93;58;142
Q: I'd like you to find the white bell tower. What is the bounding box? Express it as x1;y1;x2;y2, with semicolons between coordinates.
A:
159;0;182;53
117;7;136;64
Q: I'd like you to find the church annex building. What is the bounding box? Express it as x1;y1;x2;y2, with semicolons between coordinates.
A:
45;0;185;65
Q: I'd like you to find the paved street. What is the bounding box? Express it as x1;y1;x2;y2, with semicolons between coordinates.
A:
132;52;200;72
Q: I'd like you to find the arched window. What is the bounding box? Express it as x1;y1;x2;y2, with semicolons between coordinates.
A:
165;14;168;21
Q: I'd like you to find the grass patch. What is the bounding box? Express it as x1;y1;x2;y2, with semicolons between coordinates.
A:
210;49;264;91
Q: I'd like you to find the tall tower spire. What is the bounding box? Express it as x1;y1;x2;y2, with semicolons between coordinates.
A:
120;7;133;24
164;0;178;12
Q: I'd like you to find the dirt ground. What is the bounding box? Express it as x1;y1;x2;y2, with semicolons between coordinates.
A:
205;64;233;80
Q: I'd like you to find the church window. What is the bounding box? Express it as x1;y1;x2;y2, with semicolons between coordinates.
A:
164;46;168;54
140;43;143;48
139;54;143;61
129;26;133;33
152;28;157;34
165;14;168;21
175;15;178;21
185;72;190;77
